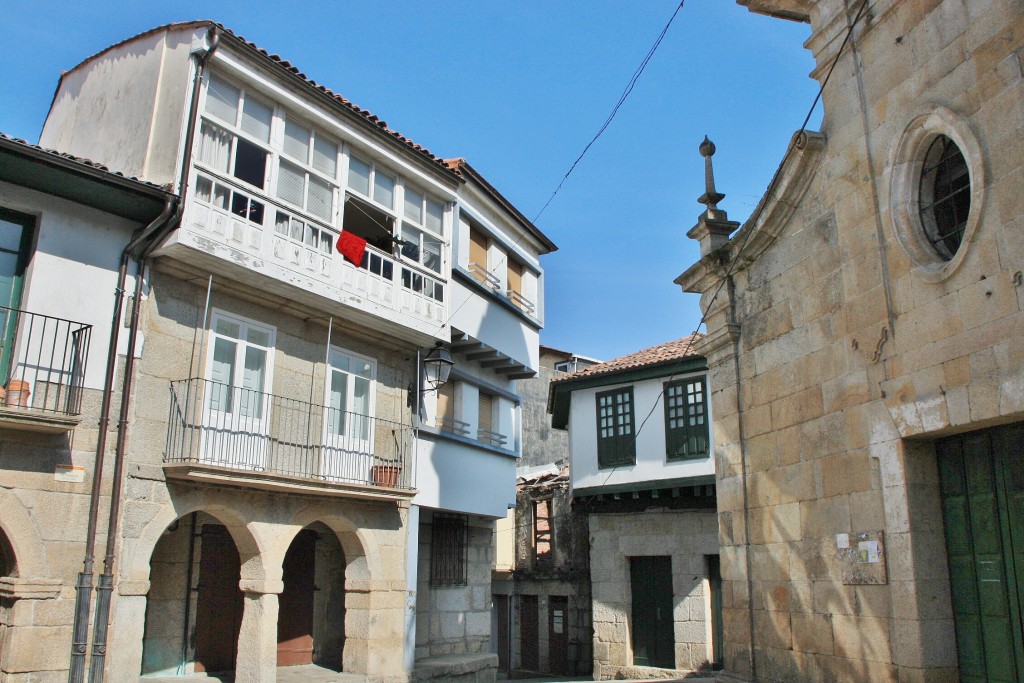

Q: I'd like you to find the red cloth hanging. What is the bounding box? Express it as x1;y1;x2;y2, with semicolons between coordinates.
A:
337;230;367;266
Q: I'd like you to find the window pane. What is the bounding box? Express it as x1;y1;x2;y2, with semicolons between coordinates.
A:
348;156;371;196
198;123;231;173
404;188;423;223
374;171;395;208
308;176;334;221
277;161;305;207
246;327;271;347
212;183;230;210
401;225;421;261
209;337;236;412
233;138;267;188
283;117;311;162
215;318;241;339
304;225;318;248
425;199;444;233
312;136;338;177
240;347;266;419
423;236;441;273
240;95;273;142
275;211;290;235
205;75;239;124
195;177;213;203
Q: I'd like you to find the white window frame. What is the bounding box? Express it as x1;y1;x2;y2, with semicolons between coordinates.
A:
200;309;277;470
321;346;377;481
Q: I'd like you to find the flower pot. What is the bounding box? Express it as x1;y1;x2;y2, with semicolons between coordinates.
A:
371;464;401;488
5;380;30;408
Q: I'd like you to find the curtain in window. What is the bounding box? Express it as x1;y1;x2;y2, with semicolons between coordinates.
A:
199;123;232;174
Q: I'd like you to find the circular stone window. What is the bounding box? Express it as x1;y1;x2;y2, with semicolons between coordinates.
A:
889;106;984;281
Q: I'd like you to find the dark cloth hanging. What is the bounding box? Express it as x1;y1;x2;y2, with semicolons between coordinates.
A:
337;230;368;266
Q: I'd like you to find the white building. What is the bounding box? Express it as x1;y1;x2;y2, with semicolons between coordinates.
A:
35;21;555;682
548;336;721;680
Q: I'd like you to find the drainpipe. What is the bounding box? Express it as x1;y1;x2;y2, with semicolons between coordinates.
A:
76;25;221;683
68;196;176;683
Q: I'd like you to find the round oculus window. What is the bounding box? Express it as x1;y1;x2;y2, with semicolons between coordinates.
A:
918;134;970;261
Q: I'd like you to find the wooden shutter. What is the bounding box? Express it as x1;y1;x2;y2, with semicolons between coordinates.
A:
478;392;493;433
470;230;488;284
507;259;523;295
436;381;454;424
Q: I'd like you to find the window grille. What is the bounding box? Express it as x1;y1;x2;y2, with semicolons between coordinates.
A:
665;377;709;460
596;387;635;468
430;513;468;586
919;134;970;261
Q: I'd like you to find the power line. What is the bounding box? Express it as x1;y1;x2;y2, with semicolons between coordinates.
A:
532;1;686;224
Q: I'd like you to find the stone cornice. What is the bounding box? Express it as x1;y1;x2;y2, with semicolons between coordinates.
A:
0;577;62;600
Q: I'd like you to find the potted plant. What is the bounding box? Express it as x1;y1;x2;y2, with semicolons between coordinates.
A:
371;458;401;487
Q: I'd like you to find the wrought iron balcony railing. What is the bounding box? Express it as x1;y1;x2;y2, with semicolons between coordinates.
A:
0;306;92;417
166;378;414;490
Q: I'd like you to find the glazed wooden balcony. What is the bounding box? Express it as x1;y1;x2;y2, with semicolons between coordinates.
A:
164;377;415;501
158;173;448;345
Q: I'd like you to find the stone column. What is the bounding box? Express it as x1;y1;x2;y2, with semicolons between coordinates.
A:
104;579;149;683
0;577;63;676
234;578;282;683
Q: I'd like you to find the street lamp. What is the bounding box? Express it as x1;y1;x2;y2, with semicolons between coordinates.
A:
420;342;454;391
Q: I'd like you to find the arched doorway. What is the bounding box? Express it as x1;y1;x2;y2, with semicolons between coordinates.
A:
277;522;346;670
141;512;244;676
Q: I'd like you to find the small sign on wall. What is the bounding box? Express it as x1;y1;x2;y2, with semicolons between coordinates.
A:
837;530;887;584
54;464;85;483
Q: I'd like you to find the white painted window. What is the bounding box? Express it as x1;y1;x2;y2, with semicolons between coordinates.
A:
322;347;376;480
201;310;276;469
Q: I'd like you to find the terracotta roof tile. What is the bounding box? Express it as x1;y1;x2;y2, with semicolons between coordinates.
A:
0;132;170;192
551;334;704;383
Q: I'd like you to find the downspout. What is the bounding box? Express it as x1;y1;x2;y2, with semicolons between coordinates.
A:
68;196;176;683
84;25;221;683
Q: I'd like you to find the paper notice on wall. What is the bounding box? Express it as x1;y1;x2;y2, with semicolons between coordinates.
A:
55;464;85;483
857;540;880;563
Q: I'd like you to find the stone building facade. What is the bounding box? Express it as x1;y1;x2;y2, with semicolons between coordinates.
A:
679;1;1024;681
549;338;721;680
4;20;553;683
0;134;177;683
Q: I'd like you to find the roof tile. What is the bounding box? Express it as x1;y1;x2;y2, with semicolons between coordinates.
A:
551;334;704;383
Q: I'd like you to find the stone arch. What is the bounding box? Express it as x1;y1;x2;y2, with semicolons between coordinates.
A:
122;492;266;586
0;489;49;578
283;503;385;583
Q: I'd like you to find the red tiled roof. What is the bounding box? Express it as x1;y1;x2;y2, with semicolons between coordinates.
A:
551;334;704;383
59;21;456;175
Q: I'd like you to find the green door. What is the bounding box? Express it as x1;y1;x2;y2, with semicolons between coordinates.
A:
630;556;674;669
937;424;1024;682
0;208;35;384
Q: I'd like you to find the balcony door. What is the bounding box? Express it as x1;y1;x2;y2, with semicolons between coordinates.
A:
0;209;34;385
201;311;275;470
321;347;375;481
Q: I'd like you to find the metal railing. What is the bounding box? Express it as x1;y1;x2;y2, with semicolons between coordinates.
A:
436;416;471;437
468;262;500;291
477;428;508;448
166;378;414;490
506;289;536;315
0;306;92;416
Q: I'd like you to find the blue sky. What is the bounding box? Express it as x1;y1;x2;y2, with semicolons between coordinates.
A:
2;1;817;362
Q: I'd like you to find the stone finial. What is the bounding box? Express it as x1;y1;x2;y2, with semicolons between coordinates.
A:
698;135;726;214
687;135;739;258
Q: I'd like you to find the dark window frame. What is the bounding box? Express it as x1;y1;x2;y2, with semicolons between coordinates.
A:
596;386;635;468
429;513;468;587
664;376;709;461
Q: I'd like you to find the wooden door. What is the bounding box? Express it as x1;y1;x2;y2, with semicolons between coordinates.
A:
194;525;244;674
277;529;316;666
937;424;1024;682
630;556;674;669
494;594;510;671
707;555;723;669
548;596;569;674
520;594;539;671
